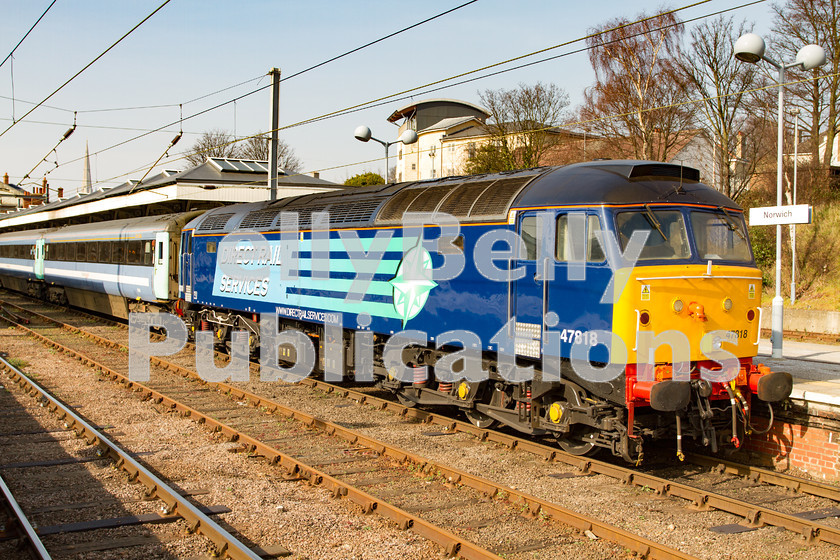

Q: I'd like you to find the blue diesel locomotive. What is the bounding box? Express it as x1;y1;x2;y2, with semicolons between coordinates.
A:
0;161;791;462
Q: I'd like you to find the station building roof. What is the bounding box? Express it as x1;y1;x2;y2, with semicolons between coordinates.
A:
0;158;341;232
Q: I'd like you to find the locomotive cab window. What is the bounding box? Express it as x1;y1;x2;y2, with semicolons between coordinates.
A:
556;214;605;263
616;209;690;261
690;210;752;262
520;216;537;260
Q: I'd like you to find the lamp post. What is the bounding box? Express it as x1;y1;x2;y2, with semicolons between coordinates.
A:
734;33;826;358
790;108;800;305
354;125;418;182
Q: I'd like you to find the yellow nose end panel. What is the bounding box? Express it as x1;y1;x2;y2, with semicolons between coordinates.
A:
611;264;762;364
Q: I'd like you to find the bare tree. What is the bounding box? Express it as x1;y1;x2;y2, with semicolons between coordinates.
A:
183;129;240;168
466;82;570;174
238;133;302;172
183;129;302;172
771;0;839;172
580;10;694;162
678;16;765;200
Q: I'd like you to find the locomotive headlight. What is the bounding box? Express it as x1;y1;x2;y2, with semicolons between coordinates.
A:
722;297;733;312
671;298;684;314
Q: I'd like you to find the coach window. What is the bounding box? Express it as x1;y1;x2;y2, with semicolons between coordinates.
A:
206;241;217;254
99;241;111;263
89;242;99;263
556;214;604;263
55;243;63;261
126;241;142;265
112;241;124;264
75;242;87;262
65;243;74;261
143;241;153;265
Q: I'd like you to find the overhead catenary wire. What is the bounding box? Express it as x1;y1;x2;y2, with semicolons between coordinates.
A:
0;0;58;69
99;64;840;195
0;0;173;138
22;0;484;178
77;0;756;190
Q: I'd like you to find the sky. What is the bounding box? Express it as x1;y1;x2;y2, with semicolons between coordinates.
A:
0;0;779;194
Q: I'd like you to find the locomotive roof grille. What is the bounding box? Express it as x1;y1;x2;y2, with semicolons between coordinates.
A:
375;173;536;224
239;209;281;230
327;199;384;224
197;212;236;231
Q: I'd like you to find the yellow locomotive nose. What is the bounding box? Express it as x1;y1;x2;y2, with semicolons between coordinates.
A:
687;301;707;322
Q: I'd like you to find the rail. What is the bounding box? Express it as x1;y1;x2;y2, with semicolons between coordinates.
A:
0;355;262;560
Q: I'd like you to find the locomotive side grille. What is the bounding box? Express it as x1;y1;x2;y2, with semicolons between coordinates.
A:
328;199;383;224
239;209;281;230
437;180;495;217
405;184;455;214
197;212;235;231
469;176;533;218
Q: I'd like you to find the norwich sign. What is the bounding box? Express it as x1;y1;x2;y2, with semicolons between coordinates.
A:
748;204;812;226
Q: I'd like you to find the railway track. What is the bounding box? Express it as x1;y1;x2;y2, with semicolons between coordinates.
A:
0;354;264;560
2;292;840;557
760;328;840;345
0;293;699;559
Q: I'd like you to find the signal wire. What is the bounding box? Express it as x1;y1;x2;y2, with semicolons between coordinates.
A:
0;0;172;138
0;0;58;69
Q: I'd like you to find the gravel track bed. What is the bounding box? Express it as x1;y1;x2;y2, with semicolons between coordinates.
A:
0;363;207;560
227;379;840;560
0;328;444;560
5;296;840;558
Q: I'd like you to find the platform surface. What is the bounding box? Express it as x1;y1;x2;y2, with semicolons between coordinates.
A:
757;339;840;407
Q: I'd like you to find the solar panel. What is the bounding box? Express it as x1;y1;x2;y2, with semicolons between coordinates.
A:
210;158;270;173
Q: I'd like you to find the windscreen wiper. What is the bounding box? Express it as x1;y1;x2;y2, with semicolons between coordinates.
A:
718;207;747;241
643;204;668;241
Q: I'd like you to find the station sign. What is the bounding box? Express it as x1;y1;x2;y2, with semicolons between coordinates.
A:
748;204;812;226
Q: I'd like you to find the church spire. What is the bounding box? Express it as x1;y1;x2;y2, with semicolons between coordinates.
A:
80;141;92;195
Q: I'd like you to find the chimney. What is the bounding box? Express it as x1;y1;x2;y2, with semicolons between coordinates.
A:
3;173;8;185
42;178;49;204
57;187;64;198
313;172;320;179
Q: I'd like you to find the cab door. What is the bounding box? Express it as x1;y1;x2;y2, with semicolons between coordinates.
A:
511;211;550;359
180;231;193;302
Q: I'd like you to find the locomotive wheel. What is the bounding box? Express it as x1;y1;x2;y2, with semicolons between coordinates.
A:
464;409;496;429
556;427;599;456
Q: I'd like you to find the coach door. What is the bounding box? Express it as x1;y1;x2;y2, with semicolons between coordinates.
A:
180;231;194;302
511;212;548;359
34;239;45;279
153;232;169;300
